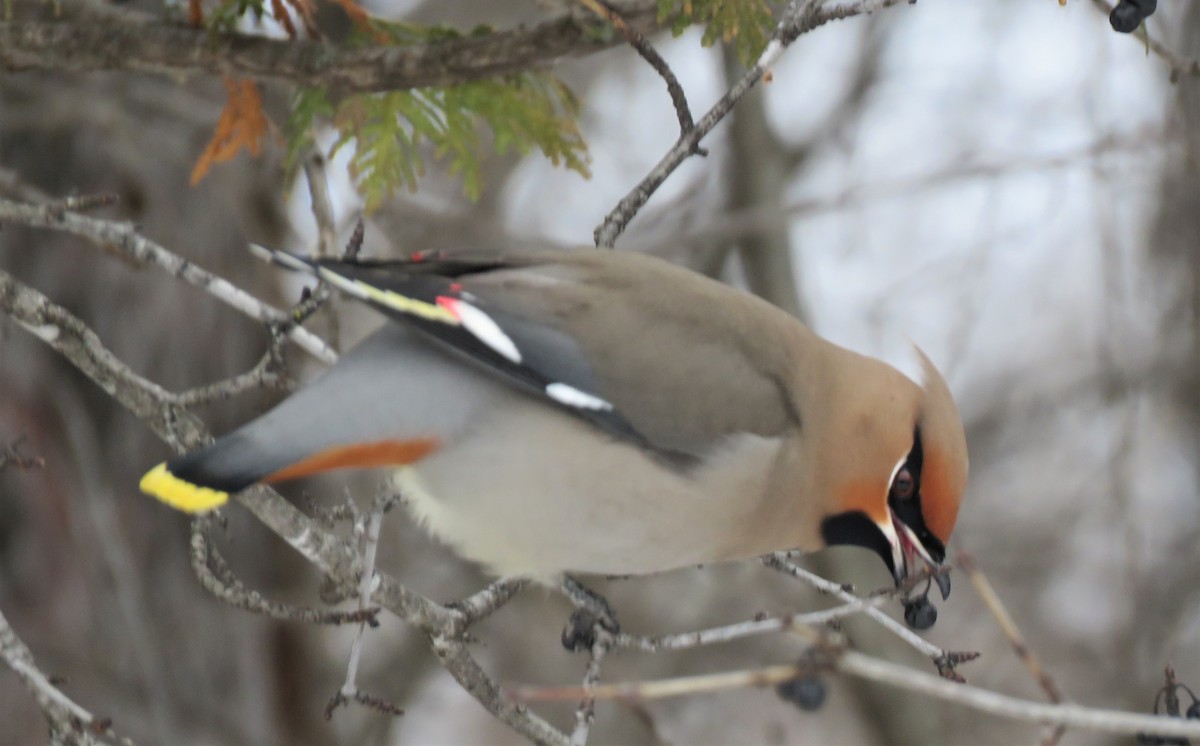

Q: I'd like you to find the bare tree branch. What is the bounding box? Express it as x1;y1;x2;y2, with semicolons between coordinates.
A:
578;0;704;153
957;550;1068;746
0;606;134;746
0;436;44;471
304;151;339;260
0;266;202;451
450;577;530;628
763;553;975;680
676;128;1170;246
0;165;51;203
612;590;894;653
509;643;1200;741
189;518;379;626
0;1;662;94
593;0;912;247
325;491;402;719
0;266;567;744
0;196;338;364
570;638;609;746
172;346;291;407
1089;0;1200;80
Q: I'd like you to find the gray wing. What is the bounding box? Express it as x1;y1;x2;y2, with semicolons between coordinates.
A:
165;325;503;491
253;248;803;461
465;250;803;454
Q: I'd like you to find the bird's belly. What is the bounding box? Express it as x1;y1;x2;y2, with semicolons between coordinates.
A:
395;399;784;579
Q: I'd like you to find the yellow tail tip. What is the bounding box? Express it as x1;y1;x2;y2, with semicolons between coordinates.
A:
139;463;229;514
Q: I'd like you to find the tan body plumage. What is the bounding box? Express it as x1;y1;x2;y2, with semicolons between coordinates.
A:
141;248;967;590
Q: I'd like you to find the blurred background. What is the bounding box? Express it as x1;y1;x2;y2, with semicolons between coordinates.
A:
2;0;1198;743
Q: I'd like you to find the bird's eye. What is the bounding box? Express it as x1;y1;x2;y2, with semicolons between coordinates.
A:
892;468;915;500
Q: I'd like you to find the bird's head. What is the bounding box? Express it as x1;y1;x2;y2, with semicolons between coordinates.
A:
818;347;968;599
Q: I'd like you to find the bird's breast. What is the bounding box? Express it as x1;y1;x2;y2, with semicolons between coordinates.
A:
393;396;792;578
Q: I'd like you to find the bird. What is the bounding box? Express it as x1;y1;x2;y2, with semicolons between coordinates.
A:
140;247;968;602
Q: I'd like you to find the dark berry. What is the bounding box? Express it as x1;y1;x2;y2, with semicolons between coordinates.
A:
776;675;826;712
1110;6;1141;32
903;597;938;630
561;609;601;652
1110;0;1158;33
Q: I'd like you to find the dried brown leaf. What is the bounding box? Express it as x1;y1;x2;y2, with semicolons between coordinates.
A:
187;0;203;26
190;78;270;186
269;0;298;38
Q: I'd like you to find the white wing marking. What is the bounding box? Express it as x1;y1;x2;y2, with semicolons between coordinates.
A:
440;297;522;363
545;382;613;411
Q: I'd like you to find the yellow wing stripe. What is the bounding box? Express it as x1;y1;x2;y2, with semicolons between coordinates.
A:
354;282;458;324
311;264;458;325
139;463;229;514
252;245;460;325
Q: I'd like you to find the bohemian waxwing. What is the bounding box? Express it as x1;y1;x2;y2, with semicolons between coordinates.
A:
140;247;968;597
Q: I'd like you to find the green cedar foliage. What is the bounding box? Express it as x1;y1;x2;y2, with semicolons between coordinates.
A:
283;20;589;208
658;0;779;66
286;74;588;210
209;0;266;32
218;3;778;206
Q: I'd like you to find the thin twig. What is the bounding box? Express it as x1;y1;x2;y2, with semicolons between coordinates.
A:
41;193;119;214
326;490;403;719
0;266;202;453
957;550;1067;746
593;0;911;247
612;592;894;653
763;553;978;680
0;196;337;364
431;632;570;746
303;151;339;259
300;152;342;348
323;689;405;720
344;498;387;687
670;129;1169;246
508;646;1200;741
570;639;609;746
190;518;380;626
1089;0;1200;81
957;552;1061;699
0;605;134;746
449;577;530;630
0;267;566;743
509;662;806;703
0;165;50;203
0;435;44;471
172;347;290;407
342;218;365;261
578;0;705;154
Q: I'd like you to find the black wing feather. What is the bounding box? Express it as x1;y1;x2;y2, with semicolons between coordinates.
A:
269;251;677;457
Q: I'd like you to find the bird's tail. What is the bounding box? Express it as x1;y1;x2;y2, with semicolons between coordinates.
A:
139;323;498;514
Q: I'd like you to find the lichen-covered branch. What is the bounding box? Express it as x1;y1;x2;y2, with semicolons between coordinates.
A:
189;518;379;626
0;605;134;746
763;553;973;677
0;1;660;94
0;266;205;451
510;645;1200;741
0;196;337;364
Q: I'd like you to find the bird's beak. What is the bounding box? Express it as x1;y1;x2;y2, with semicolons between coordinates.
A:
880;509;951;600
